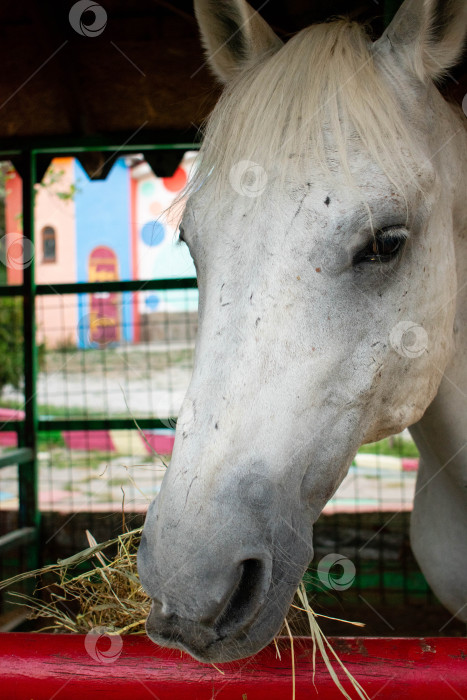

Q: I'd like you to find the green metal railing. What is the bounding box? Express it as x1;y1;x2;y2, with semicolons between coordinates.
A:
0;150;38;572
0;139;198;578
0;0;406;612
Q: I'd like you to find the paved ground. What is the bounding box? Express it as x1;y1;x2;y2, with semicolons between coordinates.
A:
0;339;418;515
4;342;196;418
4;368;192;418
0;449;417;514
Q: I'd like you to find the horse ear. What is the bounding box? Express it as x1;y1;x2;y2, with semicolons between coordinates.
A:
375;0;467;81
194;0;283;84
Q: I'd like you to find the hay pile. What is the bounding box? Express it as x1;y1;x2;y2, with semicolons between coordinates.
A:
1;527;148;635
0;526;369;700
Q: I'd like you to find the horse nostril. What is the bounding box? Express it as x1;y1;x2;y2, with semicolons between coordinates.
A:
215;558;268;636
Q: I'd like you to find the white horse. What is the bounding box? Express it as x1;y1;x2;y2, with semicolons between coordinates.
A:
138;0;467;662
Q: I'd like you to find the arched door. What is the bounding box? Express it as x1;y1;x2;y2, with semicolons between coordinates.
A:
88;246;120;346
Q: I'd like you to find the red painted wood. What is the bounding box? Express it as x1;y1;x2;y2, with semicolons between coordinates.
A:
0;431;18;447
62;430;115;452
143;431;175;455
0;408;25;447
1;634;466;699
402;457;419;472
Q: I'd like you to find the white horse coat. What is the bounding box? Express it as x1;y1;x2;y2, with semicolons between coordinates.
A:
138;0;467;662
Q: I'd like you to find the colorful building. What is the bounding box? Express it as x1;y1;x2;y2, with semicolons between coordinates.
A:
5;157;78;348
130;153;198;341
5;152;197;348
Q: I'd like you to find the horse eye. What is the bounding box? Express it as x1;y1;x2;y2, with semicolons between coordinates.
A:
353;227;407;266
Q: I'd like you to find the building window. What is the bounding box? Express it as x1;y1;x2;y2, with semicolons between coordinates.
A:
42;226;56;262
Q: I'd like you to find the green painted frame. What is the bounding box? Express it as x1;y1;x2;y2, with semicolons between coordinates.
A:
0;139;199;573
0;0;403;594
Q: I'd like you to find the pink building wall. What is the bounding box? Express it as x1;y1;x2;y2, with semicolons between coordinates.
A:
6;157;77;348
35;158;77;348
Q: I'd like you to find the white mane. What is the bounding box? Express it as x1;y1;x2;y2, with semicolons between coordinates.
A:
190;20;423;200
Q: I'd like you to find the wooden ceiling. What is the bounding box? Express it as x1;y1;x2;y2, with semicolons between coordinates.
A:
0;1;464;147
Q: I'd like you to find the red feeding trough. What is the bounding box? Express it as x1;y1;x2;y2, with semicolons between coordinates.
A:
1;634;466;699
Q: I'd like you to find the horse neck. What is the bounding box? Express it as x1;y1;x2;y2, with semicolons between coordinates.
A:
410;110;467;479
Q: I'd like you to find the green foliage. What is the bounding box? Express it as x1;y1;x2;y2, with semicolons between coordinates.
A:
37;431;65;450
0;298;24;391
358;435;419;458
39;165;80;202
0;298;45;395
0;163;15;285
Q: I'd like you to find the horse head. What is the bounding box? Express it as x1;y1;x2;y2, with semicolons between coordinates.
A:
138;0;467;662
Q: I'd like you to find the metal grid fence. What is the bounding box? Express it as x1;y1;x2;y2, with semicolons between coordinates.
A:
0;146;462;636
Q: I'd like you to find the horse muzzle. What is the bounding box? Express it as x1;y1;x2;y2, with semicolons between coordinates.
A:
145;555;275;662
137;465;314;662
